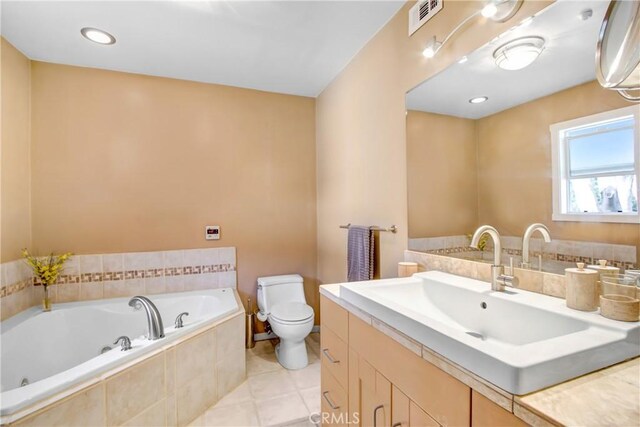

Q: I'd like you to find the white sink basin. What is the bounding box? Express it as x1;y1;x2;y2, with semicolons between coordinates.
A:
339;271;639;394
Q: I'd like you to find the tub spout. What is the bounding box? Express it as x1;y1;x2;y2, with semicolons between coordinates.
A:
129;296;165;340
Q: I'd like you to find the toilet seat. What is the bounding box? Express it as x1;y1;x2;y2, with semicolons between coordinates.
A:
270;302;314;324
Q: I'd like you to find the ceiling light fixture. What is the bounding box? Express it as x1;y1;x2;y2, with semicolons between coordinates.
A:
422;36;443;58
80;27;116;45
458;56;468;64
422;0;523;60
469;96;489;104
481;3;498;18
493;36;545;71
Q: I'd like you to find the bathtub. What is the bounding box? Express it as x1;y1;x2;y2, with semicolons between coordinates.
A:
0;288;241;420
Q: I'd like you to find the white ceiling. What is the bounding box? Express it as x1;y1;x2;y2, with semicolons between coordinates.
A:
1;0;404;97
406;0;609;119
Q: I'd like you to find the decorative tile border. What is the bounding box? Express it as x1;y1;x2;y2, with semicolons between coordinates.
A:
422;246;634;269
0;279;31;298
409;235;636;270
35;263;235;286
1;248;237;305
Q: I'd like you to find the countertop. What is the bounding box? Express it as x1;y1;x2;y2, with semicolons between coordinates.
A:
319;284;640;427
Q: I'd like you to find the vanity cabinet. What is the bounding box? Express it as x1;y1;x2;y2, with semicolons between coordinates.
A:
321;296;471;427
321;295;527;427
321;296;350;426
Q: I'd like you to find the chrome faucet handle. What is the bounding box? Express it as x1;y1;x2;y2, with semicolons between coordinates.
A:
497;274;519;289
175;312;189;328
114;336;132;351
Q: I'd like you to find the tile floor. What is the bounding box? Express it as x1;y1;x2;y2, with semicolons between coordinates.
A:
189;333;321;427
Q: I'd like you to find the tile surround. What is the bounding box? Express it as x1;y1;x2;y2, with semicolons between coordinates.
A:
189;333;322;427
0;247;236;320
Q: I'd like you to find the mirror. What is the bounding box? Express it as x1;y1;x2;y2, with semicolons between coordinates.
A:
406;0;640;275
596;0;640;101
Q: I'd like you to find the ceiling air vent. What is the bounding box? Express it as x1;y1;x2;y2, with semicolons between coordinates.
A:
409;0;443;36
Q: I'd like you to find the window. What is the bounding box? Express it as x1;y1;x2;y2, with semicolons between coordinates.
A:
551;105;639;224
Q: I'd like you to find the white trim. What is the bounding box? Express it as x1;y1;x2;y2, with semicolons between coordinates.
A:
550;105;640;224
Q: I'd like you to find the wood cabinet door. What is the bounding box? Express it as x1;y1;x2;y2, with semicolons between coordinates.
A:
471;391;527;427
409;401;440;427
357;355;392;427
391;386;409;427
392;386;439;427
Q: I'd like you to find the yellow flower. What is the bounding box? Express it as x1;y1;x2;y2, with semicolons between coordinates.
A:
22;249;73;286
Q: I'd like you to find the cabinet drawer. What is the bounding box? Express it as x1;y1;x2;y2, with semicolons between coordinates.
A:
321;326;349;389
321;295;348;342
321;366;349;427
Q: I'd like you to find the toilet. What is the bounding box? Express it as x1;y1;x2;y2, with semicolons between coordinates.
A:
256;274;314;370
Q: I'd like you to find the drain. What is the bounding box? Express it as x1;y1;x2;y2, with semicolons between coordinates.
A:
100;346;112;354
480;302;487;309
466;331;484;340
20;378;29;387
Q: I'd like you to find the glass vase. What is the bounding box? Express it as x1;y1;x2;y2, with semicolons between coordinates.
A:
42;286;52;312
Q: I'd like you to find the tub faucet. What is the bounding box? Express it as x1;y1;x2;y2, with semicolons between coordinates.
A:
470;225;519;292
521;223;551;270
129;296;165;340
114;336;132;351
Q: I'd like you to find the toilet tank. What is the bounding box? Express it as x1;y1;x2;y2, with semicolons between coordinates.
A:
257;274;306;314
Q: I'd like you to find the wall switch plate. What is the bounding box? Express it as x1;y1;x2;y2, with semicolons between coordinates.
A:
205;225;220;240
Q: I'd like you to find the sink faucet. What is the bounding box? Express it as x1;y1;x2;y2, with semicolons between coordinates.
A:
470;225;519;292
129;296;165;340
521;223;551;270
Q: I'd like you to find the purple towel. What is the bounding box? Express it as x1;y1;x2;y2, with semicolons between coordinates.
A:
347;226;374;282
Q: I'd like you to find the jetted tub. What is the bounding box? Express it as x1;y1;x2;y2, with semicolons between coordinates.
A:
0;288;240;418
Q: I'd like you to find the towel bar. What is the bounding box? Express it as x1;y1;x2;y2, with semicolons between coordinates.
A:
339;224;397;233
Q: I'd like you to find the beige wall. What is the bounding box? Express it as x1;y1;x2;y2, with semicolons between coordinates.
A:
406;111;477;238
29;62;318;316
316;1;551;284
1;39;32;262
477;80;640;265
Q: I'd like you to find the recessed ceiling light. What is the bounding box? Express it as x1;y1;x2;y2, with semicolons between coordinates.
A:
458;56;468;64
80;27;116;45
493;36;545;71
469;96;488;104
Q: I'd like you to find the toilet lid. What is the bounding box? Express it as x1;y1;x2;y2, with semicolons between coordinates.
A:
270;302;314;322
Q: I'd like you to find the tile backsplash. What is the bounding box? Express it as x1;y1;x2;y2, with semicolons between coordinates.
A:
409;235;636;273
0;247;236;321
404;250;568;299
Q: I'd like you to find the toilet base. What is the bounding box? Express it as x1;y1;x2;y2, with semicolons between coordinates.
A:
275;341;308;370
